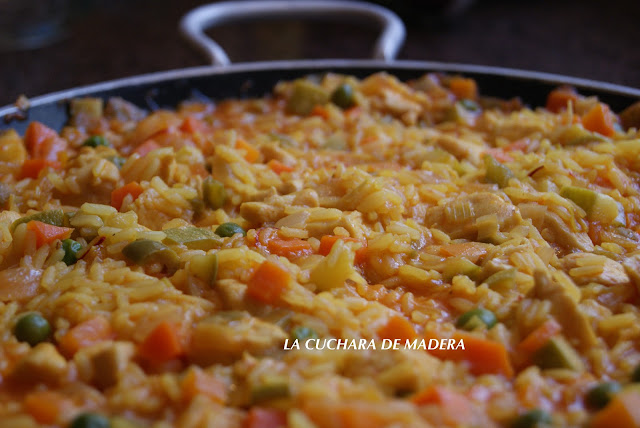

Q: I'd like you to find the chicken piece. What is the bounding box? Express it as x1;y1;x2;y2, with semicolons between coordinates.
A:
88;341;135;389
532;270;598;351
189;311;287;365
11;343;67;385
260;142;297;165
436;134;484;163
540;211;594;253
561;253;629;286
425;192;520;240
239;201;285;225
622;253;640;293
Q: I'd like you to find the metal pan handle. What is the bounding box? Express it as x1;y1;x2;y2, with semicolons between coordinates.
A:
180;0;406;66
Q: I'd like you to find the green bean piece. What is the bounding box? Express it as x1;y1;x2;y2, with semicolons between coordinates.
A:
11;209;65;231
510;409;551;428
585;382;621;409
215;222;245;238
14;313;52;346
83;135;110;148
250;376;291;404
163;227;220;250
532;337;583;371
203;176;226;210
286;80;329;116
484;154;514;188
330;83;356;109
189;253;219;285
456;308;497;330
69;412;111;428
291;326;318;342
61;239;83;265
122;239;179;272
107;156;126;169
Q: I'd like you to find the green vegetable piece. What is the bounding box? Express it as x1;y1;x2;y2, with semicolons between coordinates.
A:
215;222;245;238
443;257;481;281
189;253;219;285
69;412;111;428
286;80;329;116
189;197;205;217
109;417;141;428
632;364;640;383
484;154;514;188
203;176;226;210
459;99;481;112
330;83;356;109
108;156;126;169
560;186;624;225
483;268;517;292
456;308;497;330
585;382;621;410
250;376;291;404
291;326;318;342
14;312;51;346
83;135;110;148
510;409;551;428
122;239;179;272
11;209;65;231
532;336;584;371
61;239;83;266
163;227;220;250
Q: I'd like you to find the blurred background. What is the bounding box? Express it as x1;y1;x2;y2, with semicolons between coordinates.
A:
0;0;638;107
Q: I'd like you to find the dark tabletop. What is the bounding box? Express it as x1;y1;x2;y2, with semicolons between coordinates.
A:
0;0;638;107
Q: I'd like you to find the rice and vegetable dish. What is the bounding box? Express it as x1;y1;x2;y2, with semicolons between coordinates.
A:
1;71;640;428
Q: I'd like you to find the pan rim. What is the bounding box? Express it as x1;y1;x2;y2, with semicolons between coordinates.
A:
2;59;639;117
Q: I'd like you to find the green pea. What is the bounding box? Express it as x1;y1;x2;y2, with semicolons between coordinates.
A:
215;222;245;238
62;239;83;265
202;176;226;210
456;308;497;330
14;313;51;346
69;413;111;428
83;135;110;148
291;326;318;342
330;83;356;109
585;382;621;409
511;409;551;428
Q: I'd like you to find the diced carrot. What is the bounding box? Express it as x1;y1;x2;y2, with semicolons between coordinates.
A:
110;181;144;211
439;242;487;264
244;407;287;428
303;400;389;428
377;315;418;342
26;221;72;248
236;138;260;163
24;121;68;162
133;139;161;157
428;332;514;377
502;138;531;153
412;386;473;426
582;102;616;137
449;77;478;100
180;116;207;134
318;235;367;264
181;366;226;403
484;148;514;163
591;390;640;428
19;159;61;179
246;260;290;305
546;87;579;113
58;316;113;357
517;319;562;355
267;238;313;259
311;104;330;120
139;321;184;363
267;159;294;174
23;390;72;425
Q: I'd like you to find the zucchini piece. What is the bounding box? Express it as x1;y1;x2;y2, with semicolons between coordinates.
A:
456;308;497;330
203;177;226;210
11;209;65;231
483;268;517;292
250;376;290;404
560;186;625;225
443;257;481;281
484;154;514;188
189;253;218;286
122;239;179;272
163;227;220;250
286;80;328;116
533;336;584;371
